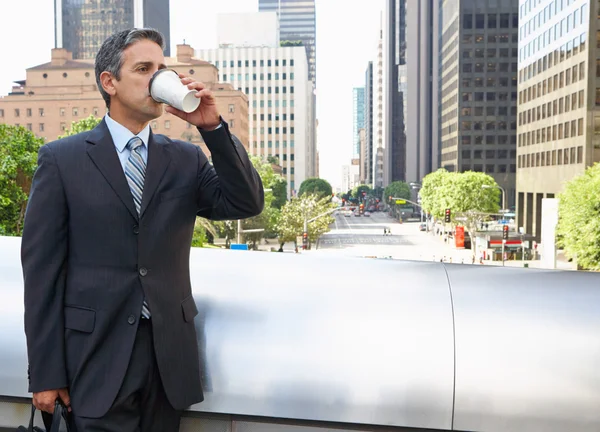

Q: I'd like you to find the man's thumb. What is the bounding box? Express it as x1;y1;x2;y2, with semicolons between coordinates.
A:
58;388;72;412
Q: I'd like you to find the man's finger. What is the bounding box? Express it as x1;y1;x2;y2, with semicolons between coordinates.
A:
195;89;213;100
186;81;206;92
165;106;187;120
58;388;72;412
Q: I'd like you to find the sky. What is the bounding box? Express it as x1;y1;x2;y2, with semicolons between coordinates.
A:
0;0;383;189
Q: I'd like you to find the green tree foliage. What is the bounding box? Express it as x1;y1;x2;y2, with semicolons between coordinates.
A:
191;217;217;248
556;163;600;270
384;181;411;201
277;194;335;249
298;177;333;199
351;184;371;199
58;115;102;138
420;169;500;257
0;124;45;236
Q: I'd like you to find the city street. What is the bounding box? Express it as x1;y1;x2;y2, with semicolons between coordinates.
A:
314;211;473;263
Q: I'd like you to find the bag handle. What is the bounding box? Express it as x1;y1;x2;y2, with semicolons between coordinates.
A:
26;400;70;432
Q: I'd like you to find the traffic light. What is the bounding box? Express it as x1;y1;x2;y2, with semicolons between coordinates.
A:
444;208;451;223
502;225;509;240
302;231;308;249
389;195;393;202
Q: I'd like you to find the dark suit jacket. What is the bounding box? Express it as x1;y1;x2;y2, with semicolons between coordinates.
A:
20;119;264;418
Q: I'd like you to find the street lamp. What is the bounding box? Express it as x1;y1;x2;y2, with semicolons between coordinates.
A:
482;184;506;212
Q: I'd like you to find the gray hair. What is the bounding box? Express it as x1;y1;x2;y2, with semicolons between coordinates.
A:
95;28;165;109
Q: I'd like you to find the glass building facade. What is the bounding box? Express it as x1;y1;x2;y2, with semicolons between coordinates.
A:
55;0;170;60
516;0;597;241
259;0;317;85
353;87;365;157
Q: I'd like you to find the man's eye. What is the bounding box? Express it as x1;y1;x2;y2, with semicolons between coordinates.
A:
139;67;148;72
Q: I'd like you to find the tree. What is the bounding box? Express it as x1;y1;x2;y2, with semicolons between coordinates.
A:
351;184;371;199
420;169;500;258
191;217;217;248
384;181;412;217
277;194;335;249
58;115;102;138
556;163;600;270
0;124;45;236
298;177;333;198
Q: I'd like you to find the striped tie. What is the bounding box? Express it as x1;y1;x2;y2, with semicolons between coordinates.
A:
125;137;151;319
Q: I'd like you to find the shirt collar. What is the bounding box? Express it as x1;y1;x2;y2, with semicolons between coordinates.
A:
104;113;151;153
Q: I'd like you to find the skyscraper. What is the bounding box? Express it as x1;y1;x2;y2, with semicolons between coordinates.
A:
438;0;520;208
54;0;171;60
258;0;317;85
353;87;365;157
364;62;374;186
516;0;593;241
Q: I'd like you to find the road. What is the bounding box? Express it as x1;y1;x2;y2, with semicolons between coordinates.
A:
313;211;468;262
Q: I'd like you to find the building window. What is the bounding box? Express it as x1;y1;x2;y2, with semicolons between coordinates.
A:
60;108;65;116
73;108;78;116
39;108;44;117
61;123;66;131
26;108;32;117
14;109;20;117
0;109;3;117
165;120;170;129
93;107;99;116
26;124;32;131
577;146;584;163
228;104;235;113
39;123;44;132
230;119;235;128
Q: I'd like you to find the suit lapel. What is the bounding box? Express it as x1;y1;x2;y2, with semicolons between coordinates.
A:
139;131;171;219
86;120;138;221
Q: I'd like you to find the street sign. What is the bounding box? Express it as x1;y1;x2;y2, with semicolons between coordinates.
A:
395;200;406;205
230;244;248;251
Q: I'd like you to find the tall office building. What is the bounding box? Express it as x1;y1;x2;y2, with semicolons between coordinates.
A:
405;0;436;184
383;0;407;185
196;46;316;197
352;87;365;157
438;0;520;209
516;0;594;241
54;0;171;59
258;0;317;85
374;24;385;188
364;62;374;186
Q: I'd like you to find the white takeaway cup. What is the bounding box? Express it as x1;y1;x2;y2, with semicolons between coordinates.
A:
149;69;201;113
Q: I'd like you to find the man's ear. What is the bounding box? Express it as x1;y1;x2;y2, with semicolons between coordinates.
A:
99;71;117;98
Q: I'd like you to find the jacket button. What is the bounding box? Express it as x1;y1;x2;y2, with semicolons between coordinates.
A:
133;225;139;234
139;267;148;276
128;315;136;325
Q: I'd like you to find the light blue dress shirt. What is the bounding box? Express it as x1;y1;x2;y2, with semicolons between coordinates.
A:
104;114;150;172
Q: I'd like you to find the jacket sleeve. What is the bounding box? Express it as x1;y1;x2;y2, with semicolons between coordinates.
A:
21;144;69;393
195;120;264;220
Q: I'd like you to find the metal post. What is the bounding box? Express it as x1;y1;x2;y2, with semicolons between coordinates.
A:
237;219;241;244
502;239;506;267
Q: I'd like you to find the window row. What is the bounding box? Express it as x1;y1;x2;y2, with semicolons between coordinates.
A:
463;48;518;59
460;135;517;145
252;113;294;121
462;149;517;159
4;106;101;118
518;146;584;168
222;73;295;82
252;127;295;134
462;62;518;73
461;33;519;44
253;140;296;148
215;59;295;68
519;62;585;105
251;100;295;108
463;13;518;30
461;91;518;102
461;106;517;116
461;163;516;174
461;120;517;131
518;118;584;146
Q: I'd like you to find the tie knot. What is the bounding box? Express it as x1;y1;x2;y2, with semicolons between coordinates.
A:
127;136;144;151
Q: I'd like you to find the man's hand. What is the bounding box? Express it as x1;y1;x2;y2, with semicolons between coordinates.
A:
165;74;221;130
33;388;71;413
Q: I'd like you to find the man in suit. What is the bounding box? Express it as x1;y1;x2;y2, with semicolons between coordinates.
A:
21;28;264;430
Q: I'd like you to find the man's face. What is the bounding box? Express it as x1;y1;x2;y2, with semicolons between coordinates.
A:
111;39;167;121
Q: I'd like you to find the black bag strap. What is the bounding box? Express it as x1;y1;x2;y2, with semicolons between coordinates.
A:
26;400;71;432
